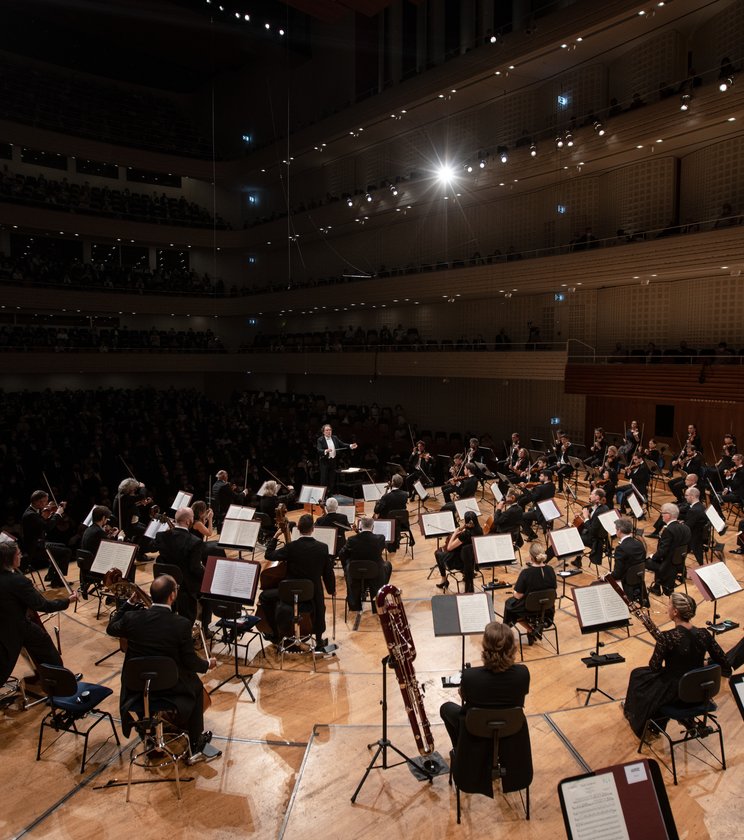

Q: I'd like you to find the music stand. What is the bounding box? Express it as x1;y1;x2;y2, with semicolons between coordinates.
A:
573;582;629;705
689;561;742;632
472;534;516;600
567;456;584;496
421;511;456;579
431;593;495;676
627;491;645;527
218;518;262;560
201;555;261;699
412;479;431;521
488;481;503;513
362;482;388;503
549;526;586;604
169;490;193;512
705;505;727;563
299;484;327;516
454;498;480;522
92;541;137;666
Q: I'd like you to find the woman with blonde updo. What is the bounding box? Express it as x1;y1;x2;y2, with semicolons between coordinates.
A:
503;542;556;626
623;592;731;736
440;621;531;796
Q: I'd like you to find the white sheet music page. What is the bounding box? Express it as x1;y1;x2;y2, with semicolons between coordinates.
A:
256;482;270;497
226;505;256;521
362;483;388;502
705;505;726;535
0;531;17;544
695;562;741;598
537;498;561;522
456;593;492;634
219;519;261;548
91;540;136;575
83;506;95;527
171;490;193;510
574;584;629;629
210;559;258;600
598;510;619;536
627;493;644;519
473;534;514;564
490;482;503;503
144;518;170;540
422;511;456;536
299;485;326;504
562;772;630;840
550;526;584;556
293;525;337;554
337;505;355;524
455;498;481;517
369;519;394;541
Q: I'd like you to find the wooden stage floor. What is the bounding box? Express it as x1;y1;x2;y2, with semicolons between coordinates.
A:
3;481;743;839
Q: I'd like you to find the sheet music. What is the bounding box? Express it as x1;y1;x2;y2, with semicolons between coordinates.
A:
337;505;356;524
144;518;170;540
562;772;630;840
574;584;629;629
421;511;456;537
695;562;741;599
473;534;515;565
490;482;503;503
210;558;259;600
456;593;492;634
292;525;337;554
413;479;428;500
537;498;562;522
170;490;193;511
627;493;644;519
341;466;362;473
368;519;394;541
0;530;17;544
90;540;136;576
83;506;95;527
550;526;585;556
256;481;270;497
599;510;620;537
362;482;388;502
705;505;726;535
219;518;261;549
299;484;326;504
226;505;256;521
455;498;481;517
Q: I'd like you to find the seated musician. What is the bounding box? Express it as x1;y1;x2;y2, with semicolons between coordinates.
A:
668;446;704;502
406;440;433;500
491;492;524;540
434;511;482;593
682;487;707;566
107;574;218;760
441;464;478;510
519;470;555;540
554;434;576;492
615;452;650;514
583;427;607;476
439;621;531;797
642;439;665;471
610;518;647;602
495;432;521;473
722;453;744;507
645;503;691;596
257;480;295;540
21;490;71;586
316;497;351;555
338;517;391;610
211;469;251;527
573;487;609;569
80;505;114;596
506;448;530;483
113;478;151;547
260;514;336;648
648;475;698;537
503;542;557;627
374;474;410;551
0;541;78;690
618;420;641;460
623;592;731;737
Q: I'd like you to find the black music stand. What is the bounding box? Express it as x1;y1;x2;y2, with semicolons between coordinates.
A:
431;593;495;675
350;655;444;803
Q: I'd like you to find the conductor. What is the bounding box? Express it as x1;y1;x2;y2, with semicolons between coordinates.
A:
317;424;357;492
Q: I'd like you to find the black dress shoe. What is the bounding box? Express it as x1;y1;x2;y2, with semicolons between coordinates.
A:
732;549;744;555
648;584;662;596
571;557;582;569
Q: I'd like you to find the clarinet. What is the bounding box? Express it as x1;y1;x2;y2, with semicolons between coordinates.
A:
603;574;663;640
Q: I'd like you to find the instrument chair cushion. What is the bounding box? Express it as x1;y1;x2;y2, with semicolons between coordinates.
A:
656;699;717;722
50;682;113;714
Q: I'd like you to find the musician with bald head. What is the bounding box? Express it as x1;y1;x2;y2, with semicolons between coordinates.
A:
154;507;208;627
645;503;691;596
107;574;218;761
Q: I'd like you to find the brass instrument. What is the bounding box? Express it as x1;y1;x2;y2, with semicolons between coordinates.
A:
376;584;435;762
603;574;662;640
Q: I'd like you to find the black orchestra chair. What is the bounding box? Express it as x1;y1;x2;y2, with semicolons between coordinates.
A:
670;544;689;593
121;656;190;801
624;561;649;608
389;508;415;557
450;707;532;823
446;545;484;594
277;579;316;671
515;589;559;660
639;664;725;785
344;559;379;624
153;561;192;620
36;664;120;774
207;598;259;700
76;549;107;618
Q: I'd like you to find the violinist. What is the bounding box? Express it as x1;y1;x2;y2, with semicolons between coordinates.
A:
406;440;433;499
374;474;409;551
211;470;250;527
491;492;524;537
444;453;465;486
21;490;70;586
113;477;151;546
519;470;555;541
583;427;607;476
668;446;704;503
572;487;609;569
495;432;521;472
706;434;737;491
516;456;549;488
441;464;479;510
619;420;641;459
506;448;531;483
0;541;77;689
80;506;114;596
464;437;486;480
648;474;699;538
434;510;483;593
642;438;665;471
316;497;351;554
615;452;650;514
554;434;576;492
722;453;744;506
668;424;701;476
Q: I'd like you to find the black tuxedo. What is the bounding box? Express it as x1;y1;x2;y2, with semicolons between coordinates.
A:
339;530;391;610
262;535;336;642
155;527;205;623
317;434;354;490
646;520;691;593
107;602;209;743
315;511;351;553
581;503;609;565
21;505;70;575
492;503;523;535
520;481;555;536
81;523;106;556
212;480;248;525
0;567;68;684
374;488;408;519
440;664;531;796
611;536;646;599
442;475;478;508
684;501;708;565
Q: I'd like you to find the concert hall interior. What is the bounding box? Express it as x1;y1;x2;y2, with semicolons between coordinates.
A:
2;0;744;837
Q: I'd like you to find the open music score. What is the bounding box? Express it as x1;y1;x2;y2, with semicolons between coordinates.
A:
420;510;456;538
472;534;515;567
144;518;170;539
489;482;504;503
292;524;337;555
705;505;726;535
83;506;95;527
454;498;481;518
202;555;260;604
90;539;137;577
256;482;270;497
627;492;644;519
336;505;356;525
549;526;584;557
219;518;261;550
558;758;678;840
573;583;630;634
598;509;620;537
412;479;428;501
225;505;257;521
689;561;742;601
170;490;193;511
362;482;388;502
537;498;562;523
362;518;394;542
299;484;326;505
0;530;17;544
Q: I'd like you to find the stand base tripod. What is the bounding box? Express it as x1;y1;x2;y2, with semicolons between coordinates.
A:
576;630;625;706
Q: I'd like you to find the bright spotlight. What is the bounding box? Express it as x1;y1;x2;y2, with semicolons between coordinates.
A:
437;165;456;183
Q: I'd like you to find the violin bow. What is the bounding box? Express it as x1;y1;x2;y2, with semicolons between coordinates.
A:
263;466;291;492
41;472;58;506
